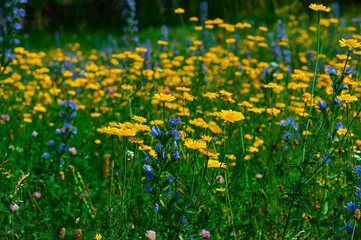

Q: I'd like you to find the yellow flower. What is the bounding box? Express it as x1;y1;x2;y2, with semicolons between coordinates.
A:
94;139;101;144
153;93;176;102
199;149;220;158
94;233;102;240
336;94;358;103
132;115;147;123
174;8;185;14
309;3;331;12
339;38;361;51
219;110;245;123
207;159;227;169
263;82;279;88
184;139;207;150
203;92;219;99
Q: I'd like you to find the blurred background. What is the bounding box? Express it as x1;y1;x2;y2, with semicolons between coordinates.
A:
5;0;361;49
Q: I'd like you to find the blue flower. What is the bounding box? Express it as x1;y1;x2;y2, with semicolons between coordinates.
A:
211;137;216;143
56;129;61;135
356;165;361;177
144;165;151;172
357;190;361;199
182;216;187;223
280;120;287;126
64;122;71;128
70;128;77;134
168;117;181;126
168;187;171;195
294;133;301;139
322;155;330;164
283;131;292;141
154;203;159;211
143;154;150;163
293;122;298;130
60;111;66;118
167;175;174;182
48;140;54;146
60;143;67;151
346;222;356;232
174;191;180;200
346;201;358;211
144;185;152;192
284;145;290;153
42;152;50;159
286;117;294;125
174;131;181;141
59;100;67;106
172;151;180;159
146;171;154;181
70;112;77;118
151;126;161;136
189;236;193;240
68;100;77;110
336;122;343;130
317;100;329;112
345;66;353;75
326;66;338;75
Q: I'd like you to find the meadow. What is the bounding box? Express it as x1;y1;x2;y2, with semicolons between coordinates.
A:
1;1;361;239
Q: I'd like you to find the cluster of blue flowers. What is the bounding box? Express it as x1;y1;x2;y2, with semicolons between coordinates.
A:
0;0;27;74
42;100;77;164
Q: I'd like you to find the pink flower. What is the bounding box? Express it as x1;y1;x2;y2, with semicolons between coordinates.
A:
1;114;9;121
165;88;171;94
256;174;263;179
10;203;19;212
60;127;66;133
69;147;77;155
30;110;36;114
108;89;114;95
200;229;210;238
145;230;156;240
34;192;41;198
216;175;224;183
32;131;38;137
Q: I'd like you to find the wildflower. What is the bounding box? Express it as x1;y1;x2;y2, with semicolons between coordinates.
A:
94;233;102;240
10;203;19;212
346;66;353;75
322;155;330;164
256;174;263;179
167;175;174;182
32;131;38;137
182;216;187;223
309;3;331;12
336;94;358;103
219;110;245;123
339;38;361;51
284;145;290;153
144;186;152;192
336;122;343;130
174;191;180;200
69;147;77;155
346;222;356;232
34;192;41;198
153;93;176;102
42;152;50;159
283;131;292;141
356;165;361;177
168;116;181;126
154;203;159;211
150;126;161;136
326;66;338;75
145;230;156;240
346;201;358;211
184;139;207;150
174;8;185;13
199;229;210;238
216;175;224;183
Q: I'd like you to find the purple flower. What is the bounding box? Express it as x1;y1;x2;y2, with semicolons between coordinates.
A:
34;192;41;198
